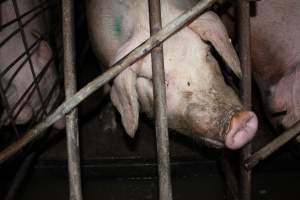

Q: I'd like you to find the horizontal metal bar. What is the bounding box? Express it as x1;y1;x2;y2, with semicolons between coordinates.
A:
244;121;300;170
0;0;217;164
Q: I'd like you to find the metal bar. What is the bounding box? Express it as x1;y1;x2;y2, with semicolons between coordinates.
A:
244;121;300;170
0;0;217;164
2;54;55;125
62;0;83;200
0;81;19;136
11;0;47;117
149;0;173;199
4;153;37;200
237;0;252;200
220;153;239;200
0;0;54;30
35;80;60;122
3;42;42;93
0;3;58;47
0;38;42;78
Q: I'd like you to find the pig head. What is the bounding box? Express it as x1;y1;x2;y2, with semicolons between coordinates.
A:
86;1;258;149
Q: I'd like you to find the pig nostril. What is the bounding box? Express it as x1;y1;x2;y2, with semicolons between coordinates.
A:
271;110;287;117
225;111;258;150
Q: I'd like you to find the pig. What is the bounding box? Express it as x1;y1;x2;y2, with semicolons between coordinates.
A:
0;0;64;128
86;0;258;149
250;0;300;131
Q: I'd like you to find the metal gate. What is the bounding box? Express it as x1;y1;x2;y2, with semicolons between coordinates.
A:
1;0;299;200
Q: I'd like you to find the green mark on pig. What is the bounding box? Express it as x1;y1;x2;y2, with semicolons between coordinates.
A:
114;16;122;38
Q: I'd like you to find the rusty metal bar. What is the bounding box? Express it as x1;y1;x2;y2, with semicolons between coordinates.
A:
149;0;173;199
237;0;252;200
245;121;300;170
0;0;217;164
62;0;83;200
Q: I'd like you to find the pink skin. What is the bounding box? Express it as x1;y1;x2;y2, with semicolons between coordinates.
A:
0;0;61;127
249;0;300;131
87;0;259;149
225;111;258;150
268;65;300;129
219;0;300;132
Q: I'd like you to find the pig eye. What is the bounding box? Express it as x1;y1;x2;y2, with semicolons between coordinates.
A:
187;82;190;86
271;110;287;117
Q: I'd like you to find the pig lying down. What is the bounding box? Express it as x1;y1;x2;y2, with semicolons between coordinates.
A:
86;0;258;149
0;0;63;129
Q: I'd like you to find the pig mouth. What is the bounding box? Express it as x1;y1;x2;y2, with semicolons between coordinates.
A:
186;106;258;149
193;135;225;149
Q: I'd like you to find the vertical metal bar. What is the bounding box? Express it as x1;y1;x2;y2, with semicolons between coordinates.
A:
0;0;217;164
220;152;239;200
237;0;252;200
62;0;83;200
149;0;173;199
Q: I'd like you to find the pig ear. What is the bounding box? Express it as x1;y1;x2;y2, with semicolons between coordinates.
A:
110;68;139;137
189;11;242;78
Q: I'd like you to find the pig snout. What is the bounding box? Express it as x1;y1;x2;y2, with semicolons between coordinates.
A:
225;111;258;150
187;105;258;149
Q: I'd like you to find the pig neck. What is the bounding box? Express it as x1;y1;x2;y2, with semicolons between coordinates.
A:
160;0;184;27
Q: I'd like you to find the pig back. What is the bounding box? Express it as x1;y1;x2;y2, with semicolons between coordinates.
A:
251;0;300;86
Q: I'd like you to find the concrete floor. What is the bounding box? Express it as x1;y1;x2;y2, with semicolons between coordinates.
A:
17;168;300;200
